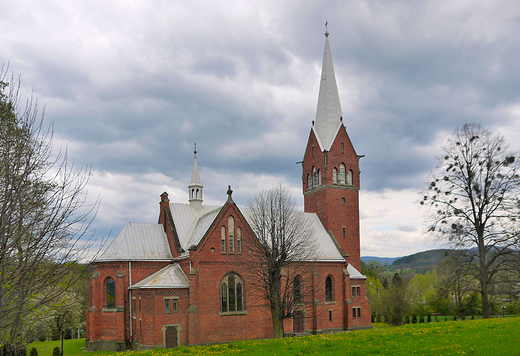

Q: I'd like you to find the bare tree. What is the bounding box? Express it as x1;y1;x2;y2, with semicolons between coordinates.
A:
421;124;520;318
0;68;98;350
245;184;315;338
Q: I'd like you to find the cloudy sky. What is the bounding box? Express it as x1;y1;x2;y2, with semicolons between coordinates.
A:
2;0;520;258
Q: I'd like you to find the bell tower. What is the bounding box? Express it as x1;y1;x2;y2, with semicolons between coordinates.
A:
302;30;362;270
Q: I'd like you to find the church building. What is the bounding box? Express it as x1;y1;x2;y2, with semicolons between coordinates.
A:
86;31;371;351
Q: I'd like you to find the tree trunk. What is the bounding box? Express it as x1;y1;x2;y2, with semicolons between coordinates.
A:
270;307;284;338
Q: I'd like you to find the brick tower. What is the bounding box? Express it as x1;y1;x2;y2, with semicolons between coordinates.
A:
302;30;362;270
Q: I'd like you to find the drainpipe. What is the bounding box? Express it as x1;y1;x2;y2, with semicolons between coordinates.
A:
129;261;133;343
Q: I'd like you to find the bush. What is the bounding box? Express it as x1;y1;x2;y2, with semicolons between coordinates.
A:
52;347;60;356
405;315;410;324
419;315;425;323
412;315;417;324
29;347;38;356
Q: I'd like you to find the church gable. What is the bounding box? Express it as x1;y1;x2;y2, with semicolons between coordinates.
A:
191;198;250;258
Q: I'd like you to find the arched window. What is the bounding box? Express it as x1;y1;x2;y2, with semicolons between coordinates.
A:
293;275;302;304
312;167;317;187
106;278;116;308
333;168;338;184
318;170;321;186
221;274;244;313
221;226;226;254
307;174;311;189
228;216;235;253
237;227;242;253
325;275;334;302
339;164;346;184
347;170;353;186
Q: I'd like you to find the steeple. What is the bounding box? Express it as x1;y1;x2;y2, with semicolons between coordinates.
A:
188;144;203;210
314;29;343;151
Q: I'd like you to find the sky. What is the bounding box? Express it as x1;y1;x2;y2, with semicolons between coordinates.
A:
2;0;520;258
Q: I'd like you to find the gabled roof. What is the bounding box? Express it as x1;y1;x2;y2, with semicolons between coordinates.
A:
96;223;174;262
314;34;343;152
130;264;189;289
97;204;346;263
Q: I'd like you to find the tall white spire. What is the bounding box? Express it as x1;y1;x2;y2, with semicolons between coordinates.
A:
314;29;343;151
188;144;203;210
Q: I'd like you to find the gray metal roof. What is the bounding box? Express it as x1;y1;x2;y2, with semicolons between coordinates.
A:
168;203;220;250
347;263;366;279
240;209;345;262
96;223;173;262
130;264;189;289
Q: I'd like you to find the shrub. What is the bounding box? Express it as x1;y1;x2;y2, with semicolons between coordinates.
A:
427;314;432;323
29;347;38;356
412;315;417;324
419;315;425;323
52;347;60;356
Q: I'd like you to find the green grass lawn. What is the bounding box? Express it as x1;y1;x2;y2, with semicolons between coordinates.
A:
28;317;520;355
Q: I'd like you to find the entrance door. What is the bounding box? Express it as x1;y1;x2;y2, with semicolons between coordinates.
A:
293;311;304;333
165;326;178;348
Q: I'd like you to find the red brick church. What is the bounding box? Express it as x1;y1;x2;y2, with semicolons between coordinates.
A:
86;31;371;351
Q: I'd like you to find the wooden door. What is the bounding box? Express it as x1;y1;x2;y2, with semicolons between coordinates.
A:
165;326;178;348
293;311;304;333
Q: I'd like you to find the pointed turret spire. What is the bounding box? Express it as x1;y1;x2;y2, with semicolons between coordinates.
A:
188;143;203;210
314;27;343;151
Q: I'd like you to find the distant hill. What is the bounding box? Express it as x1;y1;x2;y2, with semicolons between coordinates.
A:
362;249;452;273
390;249;451;273
361;256;398;265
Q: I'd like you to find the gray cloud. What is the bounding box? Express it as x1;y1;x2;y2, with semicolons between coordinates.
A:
2;0;520;256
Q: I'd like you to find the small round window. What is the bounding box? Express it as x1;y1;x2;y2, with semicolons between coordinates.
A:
341;197;346;203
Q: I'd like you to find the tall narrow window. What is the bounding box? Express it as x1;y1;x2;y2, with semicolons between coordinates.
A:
312;167;317;187
293;275;302;304
307;174;311;189
347;169;353;186
339;164;346;184
341;142;344;154
325;276;333;302
221;226;226;254
237;227;242;253
318;170;321;185
343;227;346;239
228;216;235;253
221;283;228;312
333;168;338;184
221;274;244;313
106;278;115;308
312;145;314;157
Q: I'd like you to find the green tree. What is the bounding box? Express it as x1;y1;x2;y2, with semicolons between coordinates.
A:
0;69;98;349
421;124;520;318
382;273;411;326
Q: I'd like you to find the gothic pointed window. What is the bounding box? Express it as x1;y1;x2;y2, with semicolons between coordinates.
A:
221;226;226;254
347;169;353;186
339;164;346;184
312;167;317;187
228;216;234;253
333;168;338;184
293;275;302;304
325;275;334;302
106;278;116;308
318;170;321;185
221;274;244;313
307;174;311;189
237;227;242;254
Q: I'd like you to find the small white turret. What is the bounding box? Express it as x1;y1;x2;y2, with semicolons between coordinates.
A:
188;144;203;210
